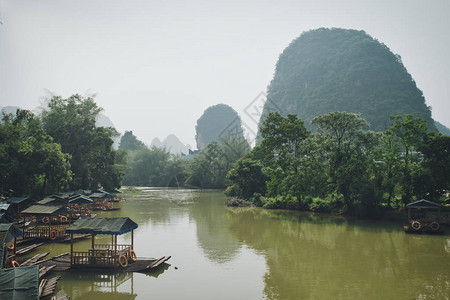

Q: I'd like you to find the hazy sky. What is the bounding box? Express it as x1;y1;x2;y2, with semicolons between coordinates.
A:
1;0;449;147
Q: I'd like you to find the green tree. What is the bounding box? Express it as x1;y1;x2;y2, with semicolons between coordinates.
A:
258;112;310;199
122;147;171;186
387;114;428;204
41;94;122;190
260;112;310;168
371;129;402;207
187;142;229;188
119;131;146;151
414;132;450;200
225;158;268;200
0;109;72;197
311;111;376;210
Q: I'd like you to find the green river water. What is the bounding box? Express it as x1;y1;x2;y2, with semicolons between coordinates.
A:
34;188;449;299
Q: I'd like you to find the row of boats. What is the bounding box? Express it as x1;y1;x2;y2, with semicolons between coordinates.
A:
0;189;170;299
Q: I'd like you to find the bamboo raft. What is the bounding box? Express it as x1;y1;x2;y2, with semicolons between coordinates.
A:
20;252;49;266
39;276;61;298
15;243;44;255
37;253;171;273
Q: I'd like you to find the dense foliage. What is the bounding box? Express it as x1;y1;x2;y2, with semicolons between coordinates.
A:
227;112;449;216
259;28;436;136
41;94;123;191
119;131;146;152
0;109;72;197
121;146;188;187
186;138;250;189
195;104;246;150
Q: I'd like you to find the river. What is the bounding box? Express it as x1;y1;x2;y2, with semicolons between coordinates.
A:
40;188;449;299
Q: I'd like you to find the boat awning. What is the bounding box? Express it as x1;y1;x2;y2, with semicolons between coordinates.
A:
21;205;68;216
0;265;39;300
36;197;66;205
0;203;13;213
7;197;35;205
107;189;122;194
0;223;22;244
406;199;442;209
0;203;15;222
89;192;113;199
69;195;93;205
66;217;138;235
0;212;14;223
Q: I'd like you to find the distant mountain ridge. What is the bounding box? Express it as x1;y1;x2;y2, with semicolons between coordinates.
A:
435;121;450;135
150;134;191;155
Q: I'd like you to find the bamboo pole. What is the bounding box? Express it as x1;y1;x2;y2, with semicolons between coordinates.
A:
70;234;73;265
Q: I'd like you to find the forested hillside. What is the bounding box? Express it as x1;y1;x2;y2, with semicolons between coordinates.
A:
195;104;246;150
259;28;437;134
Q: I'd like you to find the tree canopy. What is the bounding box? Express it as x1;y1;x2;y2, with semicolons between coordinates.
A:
0;109;71;197
119;131;146;152
41;94;122;191
227;111;448;216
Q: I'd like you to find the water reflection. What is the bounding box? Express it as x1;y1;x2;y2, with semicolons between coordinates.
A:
49;189;449;300
226;207;450;300
55;265;170;300
190;191;241;264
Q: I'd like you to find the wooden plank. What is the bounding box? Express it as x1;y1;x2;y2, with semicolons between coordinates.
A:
147;256;171;269
15;243;44;255
38;279;47;297
51;296;70;300
33;252;69;266
39;265;56;279
21;252;49;266
40;276;61;297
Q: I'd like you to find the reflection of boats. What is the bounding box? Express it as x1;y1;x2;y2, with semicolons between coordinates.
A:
404;199;444;234
60;263;170;300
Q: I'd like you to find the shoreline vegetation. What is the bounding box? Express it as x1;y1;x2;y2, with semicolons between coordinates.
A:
224;196;412;222
224;112;449;219
2;99;448;222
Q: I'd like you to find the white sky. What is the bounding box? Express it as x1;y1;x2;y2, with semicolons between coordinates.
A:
0;0;449;147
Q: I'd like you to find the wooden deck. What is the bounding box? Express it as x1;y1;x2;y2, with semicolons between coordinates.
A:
38;253;171;273
23;225;67;240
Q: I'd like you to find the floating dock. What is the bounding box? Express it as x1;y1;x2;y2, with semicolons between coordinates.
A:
37;253;171;273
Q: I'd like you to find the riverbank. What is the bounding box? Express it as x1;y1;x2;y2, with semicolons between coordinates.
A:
225;195;450;226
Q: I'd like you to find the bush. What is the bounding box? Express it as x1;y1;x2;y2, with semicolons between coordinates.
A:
250;193;264;207
225;198;253;207
263;195;299;210
308;197;333;213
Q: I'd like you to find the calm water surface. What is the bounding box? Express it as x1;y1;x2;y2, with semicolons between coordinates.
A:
39;189;449;299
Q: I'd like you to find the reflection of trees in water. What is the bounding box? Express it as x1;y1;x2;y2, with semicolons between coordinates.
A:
119;188;201;225
189;191;241;264
226;208;450;300
121;188;241;264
